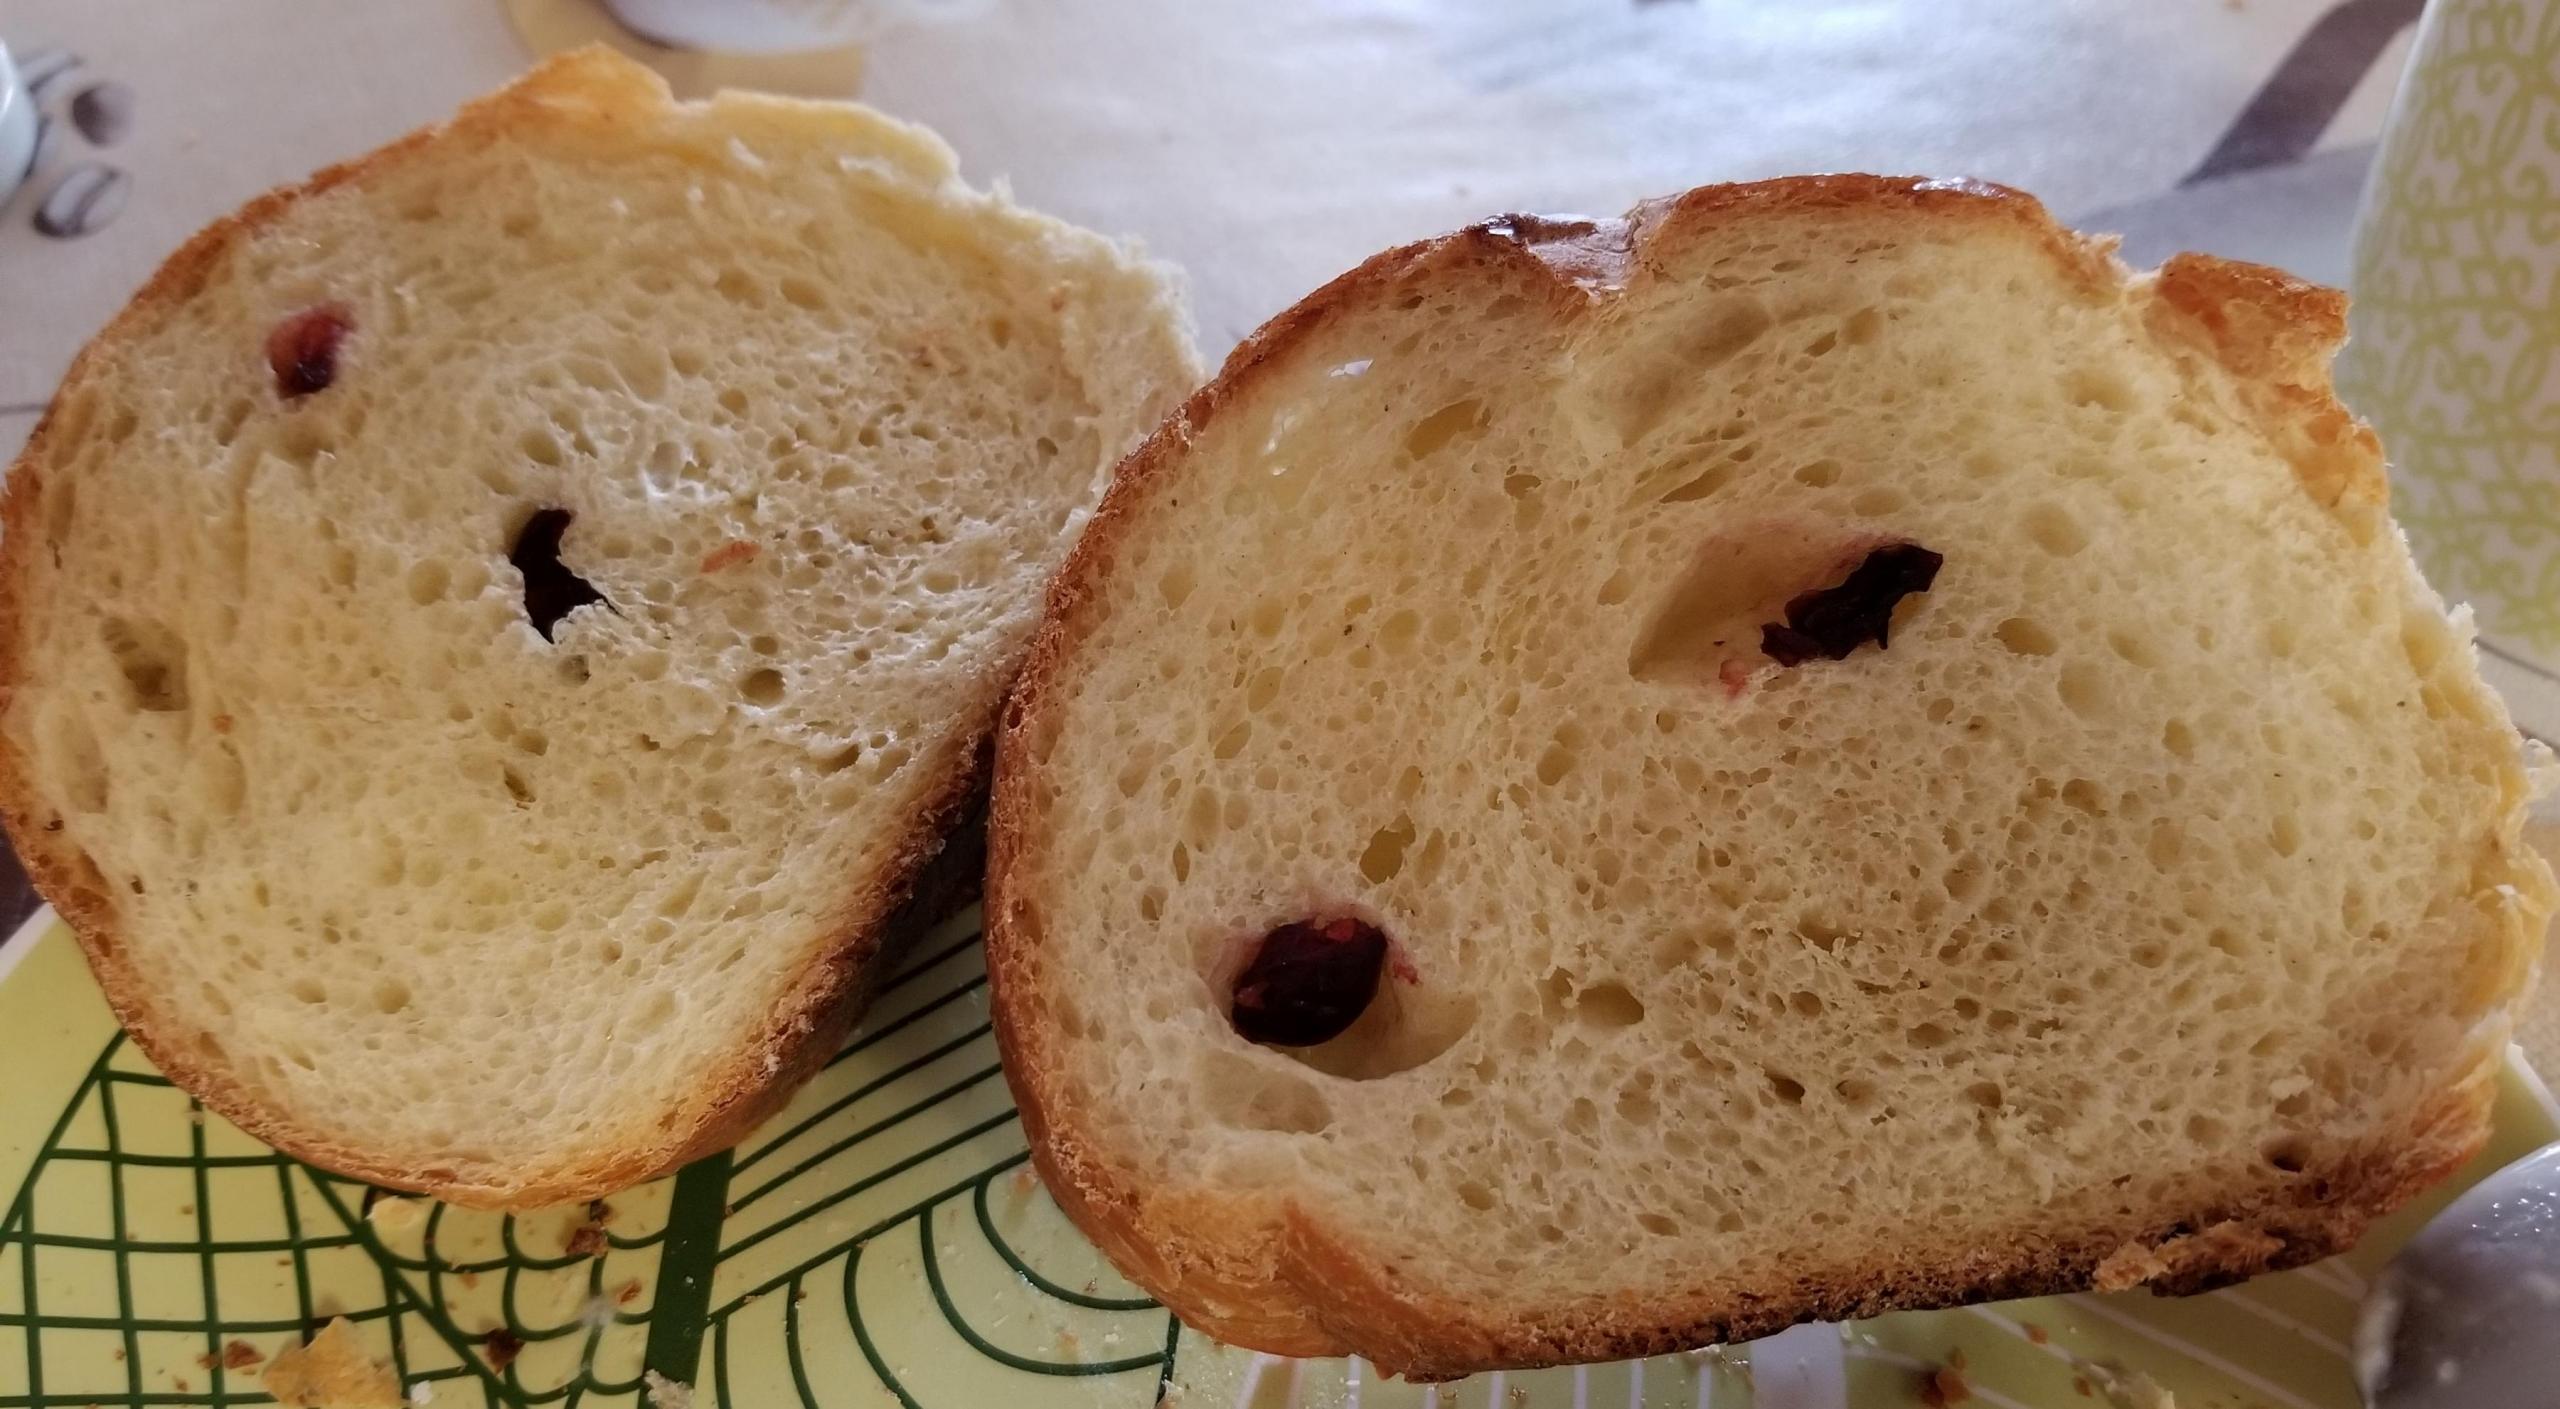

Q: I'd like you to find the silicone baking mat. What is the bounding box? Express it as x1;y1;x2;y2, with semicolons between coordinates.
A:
4;905;2554;1408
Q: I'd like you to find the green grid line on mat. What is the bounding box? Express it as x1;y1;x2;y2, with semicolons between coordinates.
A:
2;921;1193;1408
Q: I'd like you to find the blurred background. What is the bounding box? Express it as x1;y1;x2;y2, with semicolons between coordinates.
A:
0;0;2427;446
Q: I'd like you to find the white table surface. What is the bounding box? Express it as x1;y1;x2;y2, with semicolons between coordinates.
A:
0;0;2415;458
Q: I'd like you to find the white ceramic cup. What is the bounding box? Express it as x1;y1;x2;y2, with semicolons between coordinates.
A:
602;0;869;52
0;42;39;208
2338;0;2560;740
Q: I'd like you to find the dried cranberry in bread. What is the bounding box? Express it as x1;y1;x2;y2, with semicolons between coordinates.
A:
987;176;2553;1378
0;49;1196;1208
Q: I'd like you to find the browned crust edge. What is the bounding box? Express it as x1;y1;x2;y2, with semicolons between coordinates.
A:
0;48;998;1209
984;173;2524;1378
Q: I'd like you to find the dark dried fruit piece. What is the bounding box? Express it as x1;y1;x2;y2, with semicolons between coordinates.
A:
1231;916;1390;1047
563;1197;614;1256
508;508;610;641
266;304;353;399
1760;542;1943;666
482;1328;523;1371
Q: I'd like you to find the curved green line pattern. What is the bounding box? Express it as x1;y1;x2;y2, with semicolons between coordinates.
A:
733;1024;997;1183
841;1242;925;1409
968;1160;1158;1313
1;912;1202;1408
915;1213;1165;1376
726;1062;1008;1212
16;891;2560;1406
781;1274;820;1408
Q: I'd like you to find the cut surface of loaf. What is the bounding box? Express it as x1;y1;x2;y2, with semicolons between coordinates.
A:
0;48;1196;1207
988;176;2555;1377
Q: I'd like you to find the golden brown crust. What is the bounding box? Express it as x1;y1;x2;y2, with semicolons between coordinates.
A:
2141;251;2387;517
985;174;2514;1379
0;48;996;1210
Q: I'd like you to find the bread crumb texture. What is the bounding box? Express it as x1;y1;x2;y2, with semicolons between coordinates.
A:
261;1318;400;1409
994;177;2554;1370
0;49;1195;1204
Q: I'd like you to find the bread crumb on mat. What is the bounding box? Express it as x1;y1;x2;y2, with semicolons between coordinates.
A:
262;1317;401;1409
643;1369;695;1409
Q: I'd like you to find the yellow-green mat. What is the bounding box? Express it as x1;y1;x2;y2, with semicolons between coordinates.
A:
4;908;2550;1408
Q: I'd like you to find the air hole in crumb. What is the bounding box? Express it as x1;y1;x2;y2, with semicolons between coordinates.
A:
1536;738;1578;786
1402;398;1488;459
1767;1072;1806;1104
1658;459;1734;503
373;979;411;1015
501;767;533;806
2058;663;2108;719
2065;366;2136;412
2163;718;2197;759
1359;815;1417;884
100;617;186;712
1232;1072;1332;1135
1610;299;1775;441
740;669;786;706
406;561;451;605
2263;1137;2310;1174
2023;503;2090;557
1995;617;2058;656
1574;980;1646;1029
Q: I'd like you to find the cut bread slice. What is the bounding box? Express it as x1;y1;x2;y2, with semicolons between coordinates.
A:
0;48;1197;1208
987;176;2555;1377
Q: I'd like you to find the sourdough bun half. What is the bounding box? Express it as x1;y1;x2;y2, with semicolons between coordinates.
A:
0;48;1197;1207
987;176;2553;1377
